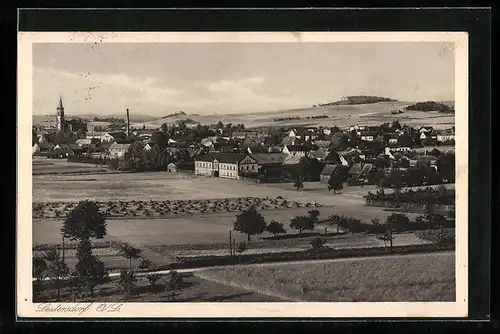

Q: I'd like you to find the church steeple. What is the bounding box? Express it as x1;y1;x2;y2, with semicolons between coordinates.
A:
56;95;65;132
57;95;64;111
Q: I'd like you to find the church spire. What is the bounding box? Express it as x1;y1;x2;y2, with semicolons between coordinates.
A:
58;95;64;110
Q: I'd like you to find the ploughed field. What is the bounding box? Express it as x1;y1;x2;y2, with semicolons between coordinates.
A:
195;252;456;302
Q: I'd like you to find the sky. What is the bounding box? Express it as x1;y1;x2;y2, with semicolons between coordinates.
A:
32;42;455;117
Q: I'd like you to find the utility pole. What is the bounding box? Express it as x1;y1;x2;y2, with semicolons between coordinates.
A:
61;234;65;263
229;230;233;256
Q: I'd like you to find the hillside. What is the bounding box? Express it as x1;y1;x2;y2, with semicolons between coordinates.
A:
33;99;455;132
136;100;454;130
320;96;398;107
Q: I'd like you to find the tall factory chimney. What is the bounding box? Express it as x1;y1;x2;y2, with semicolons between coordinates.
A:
126;108;130;137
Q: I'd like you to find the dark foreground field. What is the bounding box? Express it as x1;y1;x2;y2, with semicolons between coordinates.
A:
34;272;285;303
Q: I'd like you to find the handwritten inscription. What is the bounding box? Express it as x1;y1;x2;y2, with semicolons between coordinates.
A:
36;303;123;315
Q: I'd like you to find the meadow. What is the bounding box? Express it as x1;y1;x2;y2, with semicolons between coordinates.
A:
32;158;108;175
195;252;455;302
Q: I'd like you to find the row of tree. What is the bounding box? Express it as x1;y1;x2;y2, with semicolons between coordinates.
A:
365;186;455;205
33;200;188;301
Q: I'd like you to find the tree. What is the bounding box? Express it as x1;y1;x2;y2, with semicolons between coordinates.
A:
294;175;304;191
73;239;109;296
369;218;385;234
328;174;343;194
118;269;136;297
233;206;267;241
160;123;168;134
118;244;143;271
328;214;342;233
289;215;315;235
310;237;327;259
166;270;185;301
147;273;162;286
436;152;455;182
62;200;107;241
415;227;454;250
43;249;69;301
138;258;154;271
32;126;38;145
150;131;168;148
33;255;47;297
235;241;248;264
330;132;350;151
265;221;286;236
386;213;409;234
307;210;320;224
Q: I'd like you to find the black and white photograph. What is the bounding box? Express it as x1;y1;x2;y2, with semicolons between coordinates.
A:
17;31;469;318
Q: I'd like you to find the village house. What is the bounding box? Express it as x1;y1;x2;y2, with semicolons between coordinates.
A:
194;153;246;180
86;131;127;143
32;142;55;156
282;145;308;156
348;163;363;178
437;129;455;142
308;148;330;162
143;143;156;152
107;143;131;159
238;153;286;174
167;162;178;173
313;140;331;149
360;131;376;142
319;164;339;184
232;131;247;140
52;144;84;158
388;135;399;146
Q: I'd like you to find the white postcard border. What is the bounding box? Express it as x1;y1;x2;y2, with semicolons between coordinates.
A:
17;31;469;318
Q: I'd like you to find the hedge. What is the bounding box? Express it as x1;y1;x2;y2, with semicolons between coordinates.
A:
155;242;455;271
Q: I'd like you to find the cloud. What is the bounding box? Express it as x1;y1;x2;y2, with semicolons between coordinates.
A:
33;69;309;116
205;77;264;94
33;67;185;115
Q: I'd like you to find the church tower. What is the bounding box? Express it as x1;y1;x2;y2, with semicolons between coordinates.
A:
56;96;65;132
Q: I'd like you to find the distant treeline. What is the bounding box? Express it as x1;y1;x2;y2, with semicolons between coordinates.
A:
319;96;397;106
93;117;125;123
405;101;455;113
274;115;329;122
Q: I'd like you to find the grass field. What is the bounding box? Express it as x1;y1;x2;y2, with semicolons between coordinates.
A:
33;168;374;206
33;206;420;247
33;158;109;175
195;252;455;302
34;272;285;302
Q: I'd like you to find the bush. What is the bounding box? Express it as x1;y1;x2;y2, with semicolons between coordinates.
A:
147;273;162;286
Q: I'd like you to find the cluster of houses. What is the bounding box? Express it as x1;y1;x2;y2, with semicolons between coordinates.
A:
33;121;455;183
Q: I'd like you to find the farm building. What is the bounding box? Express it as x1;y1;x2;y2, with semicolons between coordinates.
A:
308;148;330;161
239;153;286;174
167;163;178;172
107;143;131;159
282;145;308;157
358;163;375;177
313;140;331;149
320;164;338;184
32;142;55;156
348;163;363;177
